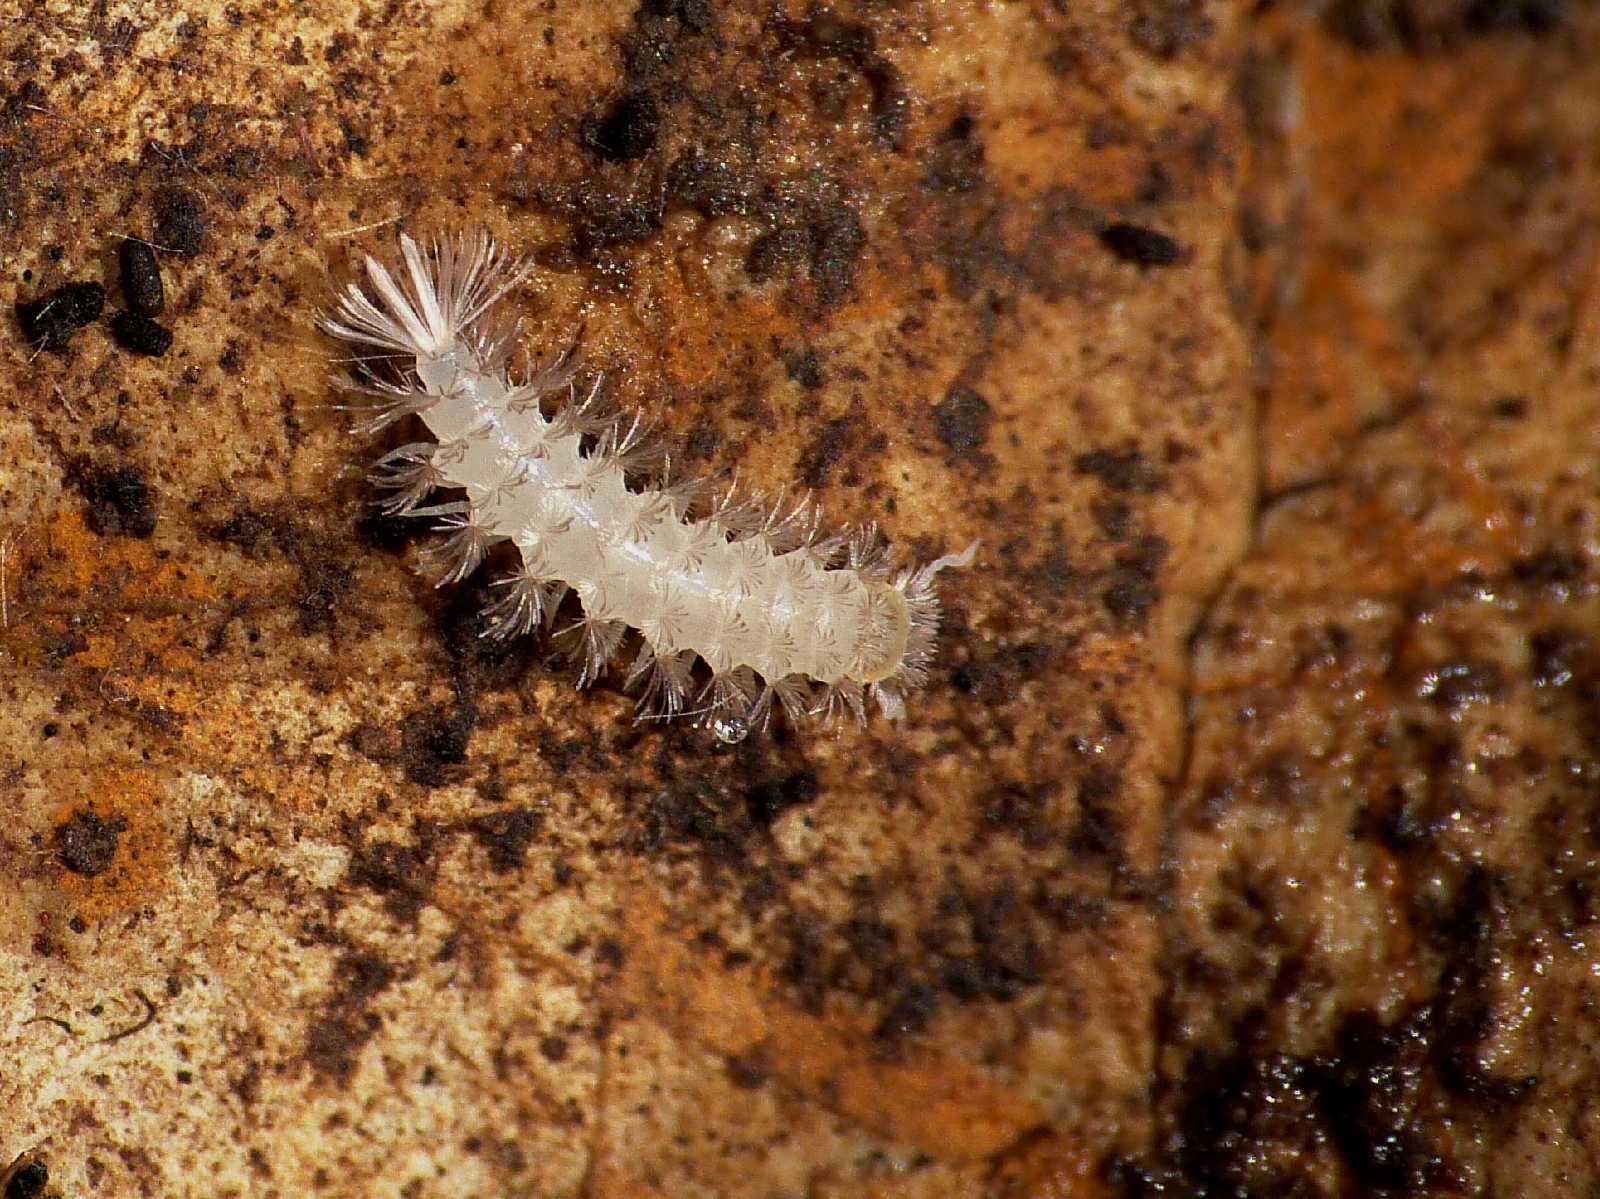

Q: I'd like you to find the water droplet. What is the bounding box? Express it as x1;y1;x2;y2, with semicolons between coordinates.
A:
712;715;749;744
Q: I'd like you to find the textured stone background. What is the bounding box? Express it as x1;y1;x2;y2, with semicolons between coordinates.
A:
2;0;1592;1196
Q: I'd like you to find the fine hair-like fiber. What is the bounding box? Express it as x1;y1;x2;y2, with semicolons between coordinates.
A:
319;230;975;741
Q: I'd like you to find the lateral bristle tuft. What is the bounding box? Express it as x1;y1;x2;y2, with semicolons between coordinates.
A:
770;675;814;723
661;468;719;519
368;442;441;515
419;512;495;586
548;375;616;440
613;416;668;479
698;667;759;740
759;491;820;553
573;617;628;688
628;643;695;719
481;570;563;639
847;522;891;576
812;680;868;727
869;681;906;721
338;379;437;436
707;473;765;539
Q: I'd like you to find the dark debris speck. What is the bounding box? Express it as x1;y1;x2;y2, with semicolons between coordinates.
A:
932;386;994;456
110;310;174;357
4;1159;49;1199
398;704;476;787
799;417;857;488
784;347;825;390
539;1035;569;1062
154;186;207;257
1075;447;1163;493
585;89;660;162
1099;221;1183;267
68;460;158;538
16;281;104;351
54;808;129;877
471;807;544;874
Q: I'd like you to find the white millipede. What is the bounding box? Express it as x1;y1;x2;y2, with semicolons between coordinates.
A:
320;231;974;741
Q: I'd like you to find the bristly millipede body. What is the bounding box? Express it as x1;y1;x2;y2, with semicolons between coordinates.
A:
319;231;974;741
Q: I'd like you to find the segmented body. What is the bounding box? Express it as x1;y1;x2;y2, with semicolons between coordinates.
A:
320;232;973;739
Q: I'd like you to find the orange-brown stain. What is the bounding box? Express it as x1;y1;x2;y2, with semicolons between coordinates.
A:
48;766;174;925
614;879;1047;1163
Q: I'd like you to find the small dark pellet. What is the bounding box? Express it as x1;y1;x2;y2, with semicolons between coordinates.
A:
119;237;165;315
16;300;76;351
1098;221;1182;267
55;281;107;324
15;281;105;351
110;310;174;357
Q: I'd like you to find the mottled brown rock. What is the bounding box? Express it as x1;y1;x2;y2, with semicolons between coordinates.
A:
1138;12;1600;1197
0;2;1248;1196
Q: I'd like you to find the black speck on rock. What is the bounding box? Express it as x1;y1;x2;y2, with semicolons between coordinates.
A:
585;89;660;162
747;206;866;311
110;310;174;357
436;580;540;694
725;1051;768;1088
1102;535;1169;626
53;281;104;324
1464;0;1565;33
295;553;353;633
17;303;78;352
119;236;165;315
1326;0;1564;48
54;808;129;877
747;226;813;281
16;281;104;351
951;642;1054;705
932;386;993;456
642;785;745;854
5;78;46;123
1176;1048;1324;1196
807;204;867;309
345;830;438;924
69;460;158;538
745;769;817;827
471;807;544;874
399;704;476;787
154;185;207;257
1099;221;1182;267
304;950;397;1081
1129;0;1216;58
1092;498;1132;540
1511;548;1587;589
1068;766;1125;862
784;347;825;390
1318;1007;1453;1191
1529;626;1589;689
356;507;430;553
874;981;941;1044
1074;446;1162;493
776;11;908;147
4;1159;48;1199
573;200;662;260
1431;871;1542;1103
924;112;986;193
540;1035;570;1062
1416;658;1504;712
799;417;856;488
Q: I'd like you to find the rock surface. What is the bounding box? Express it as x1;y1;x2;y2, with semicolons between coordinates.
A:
4;1;1587;1197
